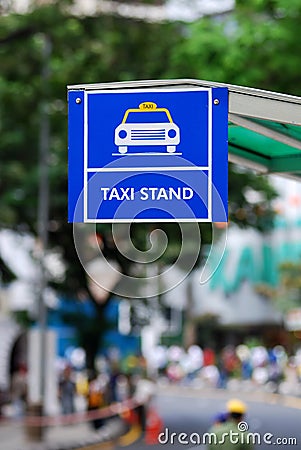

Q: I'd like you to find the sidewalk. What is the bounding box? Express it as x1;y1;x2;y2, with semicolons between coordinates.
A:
158;369;301;398
158;379;301;411
0;417;126;450
0;420;92;450
216;376;301;398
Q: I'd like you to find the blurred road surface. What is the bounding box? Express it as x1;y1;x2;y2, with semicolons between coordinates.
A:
117;385;301;450
1;385;301;450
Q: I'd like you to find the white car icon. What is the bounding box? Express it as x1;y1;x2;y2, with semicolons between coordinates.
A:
114;102;180;154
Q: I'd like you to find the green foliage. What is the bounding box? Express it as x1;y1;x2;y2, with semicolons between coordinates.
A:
12;310;34;328
167;0;301;95
229;164;277;232
279;261;301;290
260;261;301;314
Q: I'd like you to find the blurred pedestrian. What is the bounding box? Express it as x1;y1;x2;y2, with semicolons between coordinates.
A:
108;361;121;403
115;373;132;402
203;348;216;366
87;370;106;430
216;356;228;389
11;363;27;417
132;373;156;432
207;399;253;449
58;365;76;415
212;411;228;426
267;352;282;392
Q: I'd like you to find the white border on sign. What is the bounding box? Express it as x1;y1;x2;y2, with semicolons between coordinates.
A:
208;88;212;222
84;89;89;222
83;88;213;223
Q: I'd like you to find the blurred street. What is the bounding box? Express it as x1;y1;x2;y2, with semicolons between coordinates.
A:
125;385;301;450
1;382;301;450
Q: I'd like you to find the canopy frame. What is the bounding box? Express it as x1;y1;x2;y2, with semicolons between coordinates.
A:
68;78;301;179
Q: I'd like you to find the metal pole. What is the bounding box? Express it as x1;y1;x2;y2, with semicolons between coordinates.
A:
37;33;51;415
26;32;51;444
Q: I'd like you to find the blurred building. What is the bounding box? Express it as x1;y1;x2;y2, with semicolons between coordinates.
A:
180;177;301;350
1;176;301;395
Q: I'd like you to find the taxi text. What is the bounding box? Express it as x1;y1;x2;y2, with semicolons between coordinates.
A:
100;187;194;201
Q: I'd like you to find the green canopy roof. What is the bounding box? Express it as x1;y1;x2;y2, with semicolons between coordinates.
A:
69;78;301;179
223;81;301;179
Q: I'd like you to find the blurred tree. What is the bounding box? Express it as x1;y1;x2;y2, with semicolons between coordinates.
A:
0;0;284;367
256;261;301;316
167;0;301;96
274;261;301;313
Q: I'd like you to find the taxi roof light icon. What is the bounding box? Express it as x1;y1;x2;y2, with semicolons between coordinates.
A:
114;102;181;155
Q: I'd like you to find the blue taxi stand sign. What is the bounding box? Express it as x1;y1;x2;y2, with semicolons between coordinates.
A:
68;82;228;223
